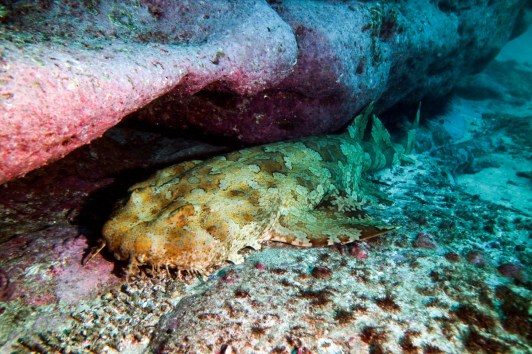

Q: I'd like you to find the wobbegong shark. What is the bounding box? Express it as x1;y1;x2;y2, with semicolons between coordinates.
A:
99;104;418;276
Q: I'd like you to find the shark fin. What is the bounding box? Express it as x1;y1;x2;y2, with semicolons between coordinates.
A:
266;208;398;247
348;102;374;141
405;102;421;155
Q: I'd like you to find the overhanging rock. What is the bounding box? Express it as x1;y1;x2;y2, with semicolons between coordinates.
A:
0;0;529;183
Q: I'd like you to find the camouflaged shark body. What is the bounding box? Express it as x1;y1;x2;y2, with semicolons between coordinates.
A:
102;106;411;275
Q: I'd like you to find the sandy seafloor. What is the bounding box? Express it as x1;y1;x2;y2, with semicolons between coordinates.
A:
0;28;531;354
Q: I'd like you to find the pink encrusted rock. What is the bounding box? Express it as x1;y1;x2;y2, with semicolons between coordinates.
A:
52;236;118;305
351;242;369;260
0;0;297;184
0;226;119;306
0;0;528;183
139;0;529;144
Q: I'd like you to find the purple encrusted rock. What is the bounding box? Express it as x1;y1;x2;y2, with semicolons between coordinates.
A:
413;232;438;249
0;0;528;183
497;263;524;280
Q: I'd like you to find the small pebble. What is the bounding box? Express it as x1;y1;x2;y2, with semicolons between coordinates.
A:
351;243;369;259
497;263;523;279
444;252;460;262
466;250;487;267
311;266;332;279
255;262;267;270
413;232;437;249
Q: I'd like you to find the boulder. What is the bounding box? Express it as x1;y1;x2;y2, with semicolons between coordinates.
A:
0;0;297;183
143;0;528;142
0;0;528;183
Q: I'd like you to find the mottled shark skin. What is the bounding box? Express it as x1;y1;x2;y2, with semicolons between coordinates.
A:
102;106;411;275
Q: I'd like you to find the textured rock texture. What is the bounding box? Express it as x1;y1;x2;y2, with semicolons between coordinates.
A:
0;0;296;183
0;0;528;183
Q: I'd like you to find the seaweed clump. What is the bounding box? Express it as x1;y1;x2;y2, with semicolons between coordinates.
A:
451;303;495;330
495;286;532;341
311;266;333;279
375;289;400;312
334;309;355;325
400;330;420;353
464;328;509;353
297;288;333;306
360;326;387;354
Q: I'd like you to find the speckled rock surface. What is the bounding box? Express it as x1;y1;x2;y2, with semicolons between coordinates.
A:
0;0;296;183
1;0;528;183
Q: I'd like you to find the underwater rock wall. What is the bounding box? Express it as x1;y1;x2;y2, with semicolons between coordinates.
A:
148;0;529;143
0;0;528;183
0;0;297;183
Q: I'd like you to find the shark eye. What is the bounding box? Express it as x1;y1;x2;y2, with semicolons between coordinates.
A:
168;204;195;226
206;225;219;235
